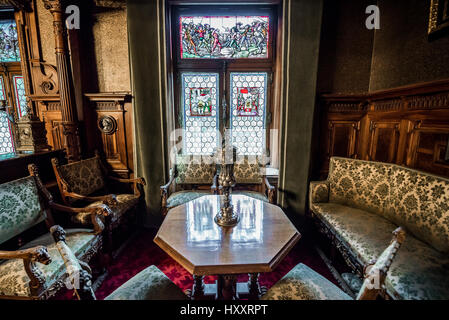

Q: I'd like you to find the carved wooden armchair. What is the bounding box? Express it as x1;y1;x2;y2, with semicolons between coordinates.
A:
215;155;276;203
0;164;109;300
160;154;217;215
262;227;406;300
51;151;145;253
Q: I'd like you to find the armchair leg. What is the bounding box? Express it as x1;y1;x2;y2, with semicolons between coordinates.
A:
77;269;96;300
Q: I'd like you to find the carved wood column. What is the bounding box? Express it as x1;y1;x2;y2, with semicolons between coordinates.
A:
43;0;81;161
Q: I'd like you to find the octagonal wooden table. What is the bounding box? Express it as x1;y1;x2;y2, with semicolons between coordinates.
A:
154;194;301;300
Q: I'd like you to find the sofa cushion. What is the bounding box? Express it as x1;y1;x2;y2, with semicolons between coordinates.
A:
262;263;351;300
72;194;139;225
0;229;98;297
167;190;209;209
175;155;216;185
313;203;449;300
388;165;449;253
58;157;105;197
328;157;391;218
0;176;45;245
233;191;268;202
104;265;187;300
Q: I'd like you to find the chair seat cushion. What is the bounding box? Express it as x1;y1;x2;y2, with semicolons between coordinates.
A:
166;191;209;209
262;263;351;300
233;191;269;202
104;265;187;300
0;228;98;297
72;194;139;225
313;202;449;300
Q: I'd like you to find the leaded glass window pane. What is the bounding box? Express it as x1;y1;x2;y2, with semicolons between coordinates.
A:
230;72;267;155
13;75;27;117
180;16;269;59
182;73;219;155
0;76;15;155
0;20;20;62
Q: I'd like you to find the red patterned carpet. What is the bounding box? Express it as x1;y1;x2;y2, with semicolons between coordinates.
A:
54;228;337;300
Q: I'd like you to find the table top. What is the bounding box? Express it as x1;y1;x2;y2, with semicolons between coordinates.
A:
154;194;301;276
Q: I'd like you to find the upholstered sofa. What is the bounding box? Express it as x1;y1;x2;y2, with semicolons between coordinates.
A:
0;164;109;300
309;157;449;300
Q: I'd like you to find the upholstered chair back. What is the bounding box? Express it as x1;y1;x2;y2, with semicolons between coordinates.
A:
174;155;216;185
57;157;106;197
0;176;46;245
387;165;449;253
233;156;263;184
327;157;391;217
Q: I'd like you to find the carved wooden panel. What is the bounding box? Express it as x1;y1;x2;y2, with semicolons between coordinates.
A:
368;121;401;163
328;120;359;159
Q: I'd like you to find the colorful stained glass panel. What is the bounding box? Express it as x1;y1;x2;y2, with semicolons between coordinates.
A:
230;72;267;155
0;76;15;155
0;20;20;62
182;73;219;155
13;75;27;117
180;16;269;59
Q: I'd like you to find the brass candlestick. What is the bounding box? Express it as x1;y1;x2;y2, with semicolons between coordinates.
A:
214;144;239;227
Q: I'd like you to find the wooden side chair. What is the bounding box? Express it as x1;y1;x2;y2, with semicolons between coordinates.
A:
160;154;217;215
0;165;109;300
51;151;145;254
51;225;187;300
262;227;406;300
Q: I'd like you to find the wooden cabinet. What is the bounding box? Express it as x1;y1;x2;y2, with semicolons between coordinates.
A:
328;120;360;159
367;120;400;163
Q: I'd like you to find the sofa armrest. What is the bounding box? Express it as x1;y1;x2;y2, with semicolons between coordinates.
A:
211;173;219;194
160;172;176;212
309;180;330;205
107;176;146;197
263;176;276;203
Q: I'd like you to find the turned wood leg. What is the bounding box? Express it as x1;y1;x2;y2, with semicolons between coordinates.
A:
192;275;205;300
218;275;237;300
248;273;261;300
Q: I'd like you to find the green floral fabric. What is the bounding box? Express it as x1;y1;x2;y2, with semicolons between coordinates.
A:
72;194;139;225
105;265;187;300
0;229;97;297
59;157;105;197
262;263;351;300
0;176;45;245
234;157;262;184
309;181;329;204
175;155;216;185
167;191;209;209
312;203;449;300
232;191;268;202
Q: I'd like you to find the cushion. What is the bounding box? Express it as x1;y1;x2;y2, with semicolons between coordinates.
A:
72;194;139;225
313;203;449;300
175;155;216;184
387;165;449;253
0;176;45;245
262;263;351;300
234;157;262;184
104;265;187;300
328;157;391;217
166;190;209;209
58;157;105;197
233;191;268;202
0;229;98;297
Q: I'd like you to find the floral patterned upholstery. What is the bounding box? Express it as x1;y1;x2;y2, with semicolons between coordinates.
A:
309;180;329;205
0;229;98;297
71;194;139;225
58;157;105;198
166;191;209;209
0;176;46;245
262;263;352;300
175;155;216;185
104;265;187;300
234;157;262;184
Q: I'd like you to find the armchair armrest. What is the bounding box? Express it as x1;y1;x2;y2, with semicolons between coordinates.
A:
0;246;52;296
107;176;146;197
49;201;112;234
160;173;176;211
211;173;219;194
263;176;276;203
65;192;118;207
309;180;330;206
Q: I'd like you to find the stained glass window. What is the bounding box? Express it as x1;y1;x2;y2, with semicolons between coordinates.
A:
0;20;20;62
13;75;27;117
182;73;219;155
180;16;269;59
0;76;15;155
230;72;267;155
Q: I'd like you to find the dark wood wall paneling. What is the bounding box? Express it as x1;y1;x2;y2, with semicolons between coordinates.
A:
319;79;449;179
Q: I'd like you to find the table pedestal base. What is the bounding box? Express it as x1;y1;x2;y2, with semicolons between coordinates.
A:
190;274;267;300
